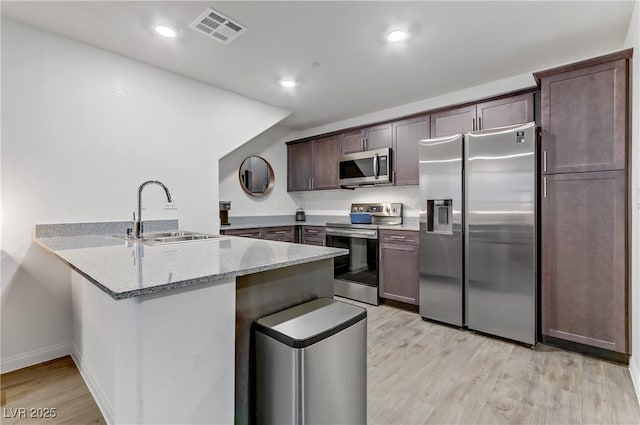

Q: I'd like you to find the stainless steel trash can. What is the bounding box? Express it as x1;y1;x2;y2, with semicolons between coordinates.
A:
255;297;367;425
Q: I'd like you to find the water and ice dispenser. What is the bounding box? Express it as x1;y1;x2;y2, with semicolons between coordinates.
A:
426;199;453;234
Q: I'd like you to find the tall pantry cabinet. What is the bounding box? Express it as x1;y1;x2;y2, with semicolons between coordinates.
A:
535;49;632;362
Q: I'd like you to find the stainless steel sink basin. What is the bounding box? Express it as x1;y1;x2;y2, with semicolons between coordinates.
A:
114;230;219;245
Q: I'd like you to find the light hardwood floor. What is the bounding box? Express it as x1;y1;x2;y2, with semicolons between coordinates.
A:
357;299;640;425
1;300;639;424
0;356;104;424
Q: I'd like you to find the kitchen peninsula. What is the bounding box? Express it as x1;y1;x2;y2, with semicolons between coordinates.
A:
35;220;347;425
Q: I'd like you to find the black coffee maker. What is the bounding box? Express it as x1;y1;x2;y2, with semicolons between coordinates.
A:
219;201;231;225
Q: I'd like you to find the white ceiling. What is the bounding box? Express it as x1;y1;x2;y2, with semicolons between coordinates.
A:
1;1;634;130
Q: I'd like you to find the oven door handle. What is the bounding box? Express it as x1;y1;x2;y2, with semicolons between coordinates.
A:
325;228;378;239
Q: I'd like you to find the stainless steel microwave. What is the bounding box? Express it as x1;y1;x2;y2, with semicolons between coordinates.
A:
338;148;392;187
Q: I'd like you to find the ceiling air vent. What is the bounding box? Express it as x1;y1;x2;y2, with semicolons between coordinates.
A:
190;8;246;44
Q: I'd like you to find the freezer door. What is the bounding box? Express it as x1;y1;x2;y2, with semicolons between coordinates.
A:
465;122;536;345
419;134;464;326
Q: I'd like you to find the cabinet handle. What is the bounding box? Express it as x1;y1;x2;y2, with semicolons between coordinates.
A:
389;235;406;239
478;117;482;130
307;230;318;234
239;234;254;237
543;151;547;172
472;118;476;131
543;177;547;199
274;231;287;234
361;137;365;151
308;178;311;190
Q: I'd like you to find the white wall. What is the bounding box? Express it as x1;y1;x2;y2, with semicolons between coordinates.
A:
219;125;300;216
0;19;288;372
624;0;640;404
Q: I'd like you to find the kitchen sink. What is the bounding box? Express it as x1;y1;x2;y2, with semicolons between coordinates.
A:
114;230;219;245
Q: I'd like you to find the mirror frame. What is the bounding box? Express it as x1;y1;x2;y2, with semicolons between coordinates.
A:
238;156;275;197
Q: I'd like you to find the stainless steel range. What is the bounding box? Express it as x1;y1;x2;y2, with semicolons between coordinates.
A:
326;203;402;305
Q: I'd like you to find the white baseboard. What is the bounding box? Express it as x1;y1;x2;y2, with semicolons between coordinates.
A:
70;344;114;425
630;358;640;406
0;342;71;373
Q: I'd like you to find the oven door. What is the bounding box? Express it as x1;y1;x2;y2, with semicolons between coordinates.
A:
326;227;379;305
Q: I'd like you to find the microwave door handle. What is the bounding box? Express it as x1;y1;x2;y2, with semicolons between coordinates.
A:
373;154;379;179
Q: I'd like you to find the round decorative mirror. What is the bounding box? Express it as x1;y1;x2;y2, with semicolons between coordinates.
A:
239;156;275;197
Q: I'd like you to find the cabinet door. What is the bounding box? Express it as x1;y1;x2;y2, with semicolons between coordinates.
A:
365;123;393;151
287;141;313;191
476;93;534;130
379;241;419;305
541;170;627;353
431;105;476;137
301;226;326;246
393;116;429;186
541;59;628;174
312;136;341;190
341;129;365;154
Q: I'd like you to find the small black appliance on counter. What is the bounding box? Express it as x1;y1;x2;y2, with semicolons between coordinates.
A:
295;208;306;222
219;201;231;225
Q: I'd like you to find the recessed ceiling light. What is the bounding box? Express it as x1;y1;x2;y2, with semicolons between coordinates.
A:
387;30;408;42
279;79;298;88
155;25;177;38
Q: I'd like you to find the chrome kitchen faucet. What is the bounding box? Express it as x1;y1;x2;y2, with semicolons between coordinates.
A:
133;180;173;239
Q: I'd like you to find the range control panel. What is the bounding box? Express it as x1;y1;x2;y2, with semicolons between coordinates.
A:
350;203;403;224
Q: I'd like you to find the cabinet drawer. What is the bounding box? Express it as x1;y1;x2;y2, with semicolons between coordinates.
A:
221;228;262;238
302;226;325;237
379;230;418;246
262;226;295;242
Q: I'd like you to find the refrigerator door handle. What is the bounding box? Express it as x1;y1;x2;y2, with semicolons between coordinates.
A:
543;177;547;198
543;151;547;172
472;118;476;131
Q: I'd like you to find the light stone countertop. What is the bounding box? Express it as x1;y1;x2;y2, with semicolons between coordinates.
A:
36;232;348;300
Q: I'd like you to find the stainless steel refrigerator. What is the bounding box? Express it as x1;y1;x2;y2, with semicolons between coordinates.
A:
419;122;536;345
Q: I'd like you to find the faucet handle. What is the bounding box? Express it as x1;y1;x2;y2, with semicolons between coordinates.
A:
126;227;133;238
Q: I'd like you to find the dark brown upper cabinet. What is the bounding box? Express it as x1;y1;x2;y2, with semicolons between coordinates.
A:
341;129;365;154
287;141;313;191
312;135;341;190
286;88;538;191
431;105;476;137
364;123;393;151
287;135;340;192
540;59;628;174
476;93;534;130
340;124;392;154
431;94;534;138
393;115;430;186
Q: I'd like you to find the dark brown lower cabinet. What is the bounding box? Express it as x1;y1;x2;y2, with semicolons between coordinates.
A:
541;170;628;355
220;228;262;239
379;230;419;305
301;226;325;246
262;226;295;243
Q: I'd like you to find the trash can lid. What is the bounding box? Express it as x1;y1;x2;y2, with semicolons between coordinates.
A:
254;298;367;349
